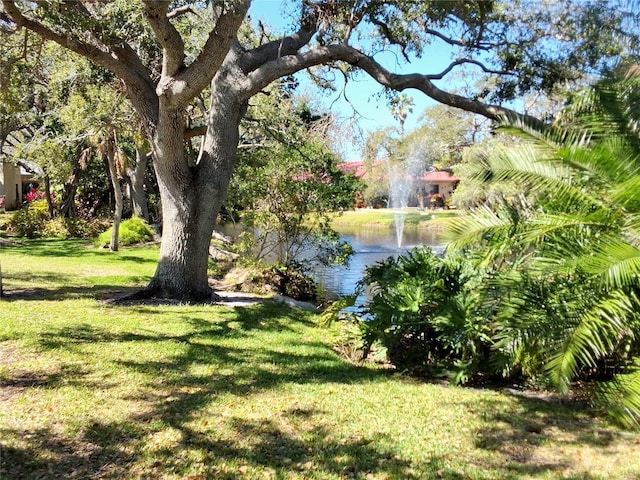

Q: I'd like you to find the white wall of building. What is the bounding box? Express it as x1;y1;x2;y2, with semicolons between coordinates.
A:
0;162;23;210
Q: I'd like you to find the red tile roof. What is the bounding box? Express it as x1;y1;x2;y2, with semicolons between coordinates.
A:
338;162;459;183
337;161;373;179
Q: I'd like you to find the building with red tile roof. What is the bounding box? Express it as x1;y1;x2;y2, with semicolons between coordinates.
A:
338;161;460;207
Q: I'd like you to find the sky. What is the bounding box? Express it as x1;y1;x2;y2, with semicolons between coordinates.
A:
247;0;457;161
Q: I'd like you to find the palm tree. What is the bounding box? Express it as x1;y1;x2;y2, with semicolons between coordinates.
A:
446;66;640;426
389;94;414;136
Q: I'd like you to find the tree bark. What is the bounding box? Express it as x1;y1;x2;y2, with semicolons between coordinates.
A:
105;133;123;252
139;107;212;301
43;174;54;218
127;146;149;221
59;158;84;218
138;70;246;302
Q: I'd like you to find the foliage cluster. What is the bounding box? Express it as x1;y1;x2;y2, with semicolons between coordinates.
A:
219;261;318;301
95;216;155;247
448;69;640;427
226;83;360;280
344;69;640;428
7;200;108;239
265;262;318;301
357;248;492;385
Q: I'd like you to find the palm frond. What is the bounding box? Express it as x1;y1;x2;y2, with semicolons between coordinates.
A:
562;74;640;151
580;239;640;289
443;206;514;250
559;138;640;186
496;117;590;152
596;358;640;428
546;291;635;394
623;214;640;245
469;144;605;213
520;211;614;247
612;174;640;211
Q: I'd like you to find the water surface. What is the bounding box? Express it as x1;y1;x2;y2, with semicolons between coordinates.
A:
313;227;445;302
215;222;444;304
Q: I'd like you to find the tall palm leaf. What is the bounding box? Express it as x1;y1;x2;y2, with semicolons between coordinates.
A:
447;66;640;426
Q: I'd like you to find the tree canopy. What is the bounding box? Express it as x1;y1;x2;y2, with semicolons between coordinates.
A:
1;0;637;301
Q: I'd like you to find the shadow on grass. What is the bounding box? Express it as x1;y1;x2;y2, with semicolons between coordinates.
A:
0;283;147;301
1;238;87;256
470;392;628;479
2;302;634;479
0;303;425;479
1;238;156;300
1;416;424;480
1;239;158;260
0;427;134;480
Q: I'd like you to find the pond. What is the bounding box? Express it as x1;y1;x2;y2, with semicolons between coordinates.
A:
313;226;445;304
214;223;445;305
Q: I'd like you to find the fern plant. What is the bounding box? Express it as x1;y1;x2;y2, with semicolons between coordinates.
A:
357;248;494;383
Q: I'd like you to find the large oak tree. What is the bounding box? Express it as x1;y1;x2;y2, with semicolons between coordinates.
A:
0;0;635;301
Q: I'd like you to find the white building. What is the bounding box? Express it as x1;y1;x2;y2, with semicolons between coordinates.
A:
0;161;24;210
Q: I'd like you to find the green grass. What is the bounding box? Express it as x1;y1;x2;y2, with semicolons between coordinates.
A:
332;209;457;231
1;239;640;479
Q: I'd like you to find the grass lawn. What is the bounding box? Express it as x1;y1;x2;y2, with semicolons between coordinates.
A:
332;209;457;231
1;238;640;479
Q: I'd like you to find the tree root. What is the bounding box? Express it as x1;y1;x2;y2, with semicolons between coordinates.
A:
107;286;222;305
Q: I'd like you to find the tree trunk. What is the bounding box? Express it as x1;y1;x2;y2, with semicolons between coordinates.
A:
60;159;84;218
139;90;244;302
106;135;123;252
141;108;215;301
127;146;150;221
43;174;54;218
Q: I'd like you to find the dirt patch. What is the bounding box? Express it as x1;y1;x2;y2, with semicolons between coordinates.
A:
0;342;23;367
0;343;33;402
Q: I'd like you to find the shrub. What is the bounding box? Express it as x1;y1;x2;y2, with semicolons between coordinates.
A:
41;218;69;238
95;217;155;247
220;262;318;301
41;217;110;239
266;263;317;301
65;218;110;238
8;200;49;238
356;248;494;383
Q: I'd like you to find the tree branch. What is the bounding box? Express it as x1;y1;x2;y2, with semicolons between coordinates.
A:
0;1;158;124
426;59;513;80
335;45;543;125
167;6;197;20
241;23;317;73
59;1;156;94
245;43;542;127
368;15;410;62
169;0;250;107
422;27;468;47
141;0;185;77
184;125;207;140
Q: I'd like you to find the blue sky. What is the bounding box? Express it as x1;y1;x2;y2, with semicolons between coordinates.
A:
247;0;456;161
